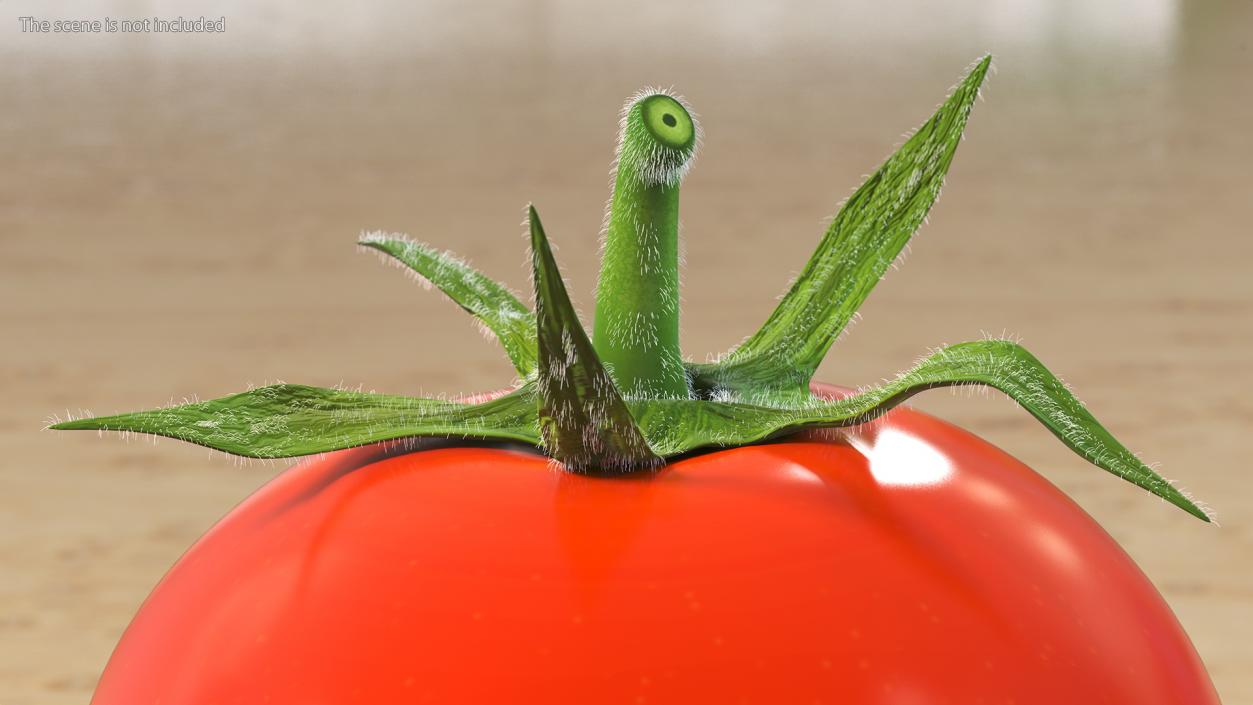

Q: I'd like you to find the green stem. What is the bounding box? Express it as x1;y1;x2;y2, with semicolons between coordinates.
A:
593;91;698;399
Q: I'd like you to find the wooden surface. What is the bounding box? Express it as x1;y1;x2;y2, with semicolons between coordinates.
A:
3;1;1250;702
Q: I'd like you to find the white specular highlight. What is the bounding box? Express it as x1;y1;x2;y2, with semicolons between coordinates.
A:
852;427;954;487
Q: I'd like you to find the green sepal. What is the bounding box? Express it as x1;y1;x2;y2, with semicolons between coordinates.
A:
690;55;992;399
638;339;1208;521
360;233;538;377
528;206;662;473
49;383;540;458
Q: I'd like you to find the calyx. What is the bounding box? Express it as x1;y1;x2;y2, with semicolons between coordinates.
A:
52;57;1210;522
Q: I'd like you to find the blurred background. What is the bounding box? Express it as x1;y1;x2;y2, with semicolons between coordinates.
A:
3;0;1250;702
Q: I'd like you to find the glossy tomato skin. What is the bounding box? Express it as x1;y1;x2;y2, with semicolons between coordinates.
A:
92;385;1219;705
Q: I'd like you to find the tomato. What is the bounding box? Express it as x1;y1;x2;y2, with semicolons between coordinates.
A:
56;59;1217;704
90;385;1218;705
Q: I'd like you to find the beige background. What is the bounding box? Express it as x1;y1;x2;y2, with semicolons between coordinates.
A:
3;1;1251;702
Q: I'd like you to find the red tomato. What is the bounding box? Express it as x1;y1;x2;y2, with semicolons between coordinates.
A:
92;385;1218;704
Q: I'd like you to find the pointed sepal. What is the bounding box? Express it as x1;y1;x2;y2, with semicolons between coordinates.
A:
528;206;662;473
640;339;1207;521
360;233;538;377
691;56;992;398
49;383;541;458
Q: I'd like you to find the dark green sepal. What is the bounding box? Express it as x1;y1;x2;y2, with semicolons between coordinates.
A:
528;206;662;473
